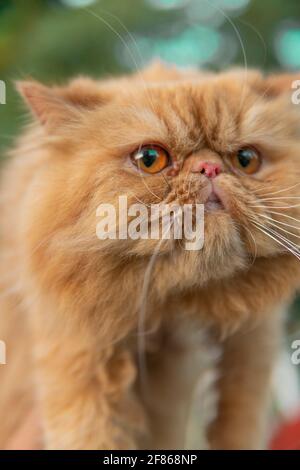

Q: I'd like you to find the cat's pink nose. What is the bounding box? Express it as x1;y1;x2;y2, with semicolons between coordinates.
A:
192;161;221;179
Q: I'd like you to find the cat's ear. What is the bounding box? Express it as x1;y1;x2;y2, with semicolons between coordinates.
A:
16;81;76;130
16;77;106;131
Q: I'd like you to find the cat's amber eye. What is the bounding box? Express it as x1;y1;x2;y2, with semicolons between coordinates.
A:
132;145;169;174
230;147;261;175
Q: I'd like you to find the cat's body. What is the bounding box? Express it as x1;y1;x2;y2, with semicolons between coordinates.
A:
0;63;300;449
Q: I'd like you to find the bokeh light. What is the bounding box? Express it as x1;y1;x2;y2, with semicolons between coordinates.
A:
118;24;221;69
145;0;189;10
61;0;97;8
216;0;250;13
275;23;300;69
185;1;226;28
145;0;251;13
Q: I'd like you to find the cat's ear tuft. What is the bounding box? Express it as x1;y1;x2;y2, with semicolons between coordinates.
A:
16;80;78;130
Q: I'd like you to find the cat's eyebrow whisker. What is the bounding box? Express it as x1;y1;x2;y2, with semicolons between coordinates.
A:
198;0;250;115
85;8;158;118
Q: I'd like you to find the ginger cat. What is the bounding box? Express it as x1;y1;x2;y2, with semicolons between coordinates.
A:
1;63;300;449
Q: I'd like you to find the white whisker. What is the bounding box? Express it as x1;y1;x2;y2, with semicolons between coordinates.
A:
258;196;300;202
251;218;300;253
251;203;300;209
266;227;300;251
251;220;300;261
85;8;158;117
262;219;300;241
254;182;300;197
259;213;300;231
253;184;278;194
268;211;300;224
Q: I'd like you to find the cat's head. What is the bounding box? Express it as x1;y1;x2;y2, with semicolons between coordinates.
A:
17;63;300;286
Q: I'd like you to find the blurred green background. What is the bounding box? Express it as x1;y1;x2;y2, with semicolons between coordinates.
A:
1;0;300;153
0;0;300;335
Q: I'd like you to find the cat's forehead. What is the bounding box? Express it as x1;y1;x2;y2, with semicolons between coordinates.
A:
126;69;297;151
88;68;297;156
112;75;258;155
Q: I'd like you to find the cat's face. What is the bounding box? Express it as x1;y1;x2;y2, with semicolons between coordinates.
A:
18;64;300;284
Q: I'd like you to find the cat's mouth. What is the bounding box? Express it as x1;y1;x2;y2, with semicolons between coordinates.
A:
204;191;224;211
204;182;225;212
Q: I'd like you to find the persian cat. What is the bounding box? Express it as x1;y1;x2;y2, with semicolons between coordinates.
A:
0;63;300;449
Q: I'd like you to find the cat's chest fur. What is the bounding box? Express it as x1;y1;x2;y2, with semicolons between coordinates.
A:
139;313;222;448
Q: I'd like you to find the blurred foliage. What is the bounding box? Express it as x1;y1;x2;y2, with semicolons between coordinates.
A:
0;0;299;151
0;0;300;325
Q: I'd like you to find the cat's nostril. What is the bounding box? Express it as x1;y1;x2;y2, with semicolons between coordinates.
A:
196;162;222;179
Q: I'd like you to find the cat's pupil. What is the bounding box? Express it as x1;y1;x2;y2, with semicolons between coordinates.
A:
141;149;158;167
238;149;253;167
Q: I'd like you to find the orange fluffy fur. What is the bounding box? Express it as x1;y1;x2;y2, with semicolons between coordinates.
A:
0;63;300;449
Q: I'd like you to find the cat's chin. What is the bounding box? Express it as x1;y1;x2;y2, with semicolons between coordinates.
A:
204;201;224;212
161;214;249;288
200;214;248;281
155;233;248;291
